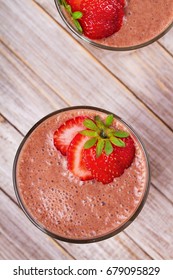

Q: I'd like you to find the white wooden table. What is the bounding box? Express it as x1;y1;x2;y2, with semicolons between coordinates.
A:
0;0;173;260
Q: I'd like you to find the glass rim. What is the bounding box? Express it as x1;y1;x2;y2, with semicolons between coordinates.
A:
13;105;151;244
54;0;173;51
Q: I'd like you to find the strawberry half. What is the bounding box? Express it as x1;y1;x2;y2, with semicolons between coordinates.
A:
83;146;124;184
83;136;135;184
53;116;87;155
64;0;125;39
80;0;125;39
67;133;93;180
115;137;135;169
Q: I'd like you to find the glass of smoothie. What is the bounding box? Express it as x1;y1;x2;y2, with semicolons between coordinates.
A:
13;106;150;243
54;0;173;50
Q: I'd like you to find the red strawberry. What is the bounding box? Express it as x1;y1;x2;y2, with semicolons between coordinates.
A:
54;116;87;155
115;137;135;169
80;0;125;39
67;133;93;180
83;136;135;184
83;146;124;184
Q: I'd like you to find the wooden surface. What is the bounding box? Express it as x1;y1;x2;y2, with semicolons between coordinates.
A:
0;0;173;260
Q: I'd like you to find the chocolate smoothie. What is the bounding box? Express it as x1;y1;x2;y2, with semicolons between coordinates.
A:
56;0;173;48
14;107;150;242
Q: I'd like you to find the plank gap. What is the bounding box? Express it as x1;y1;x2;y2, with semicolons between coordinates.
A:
123;232;153;260
48;238;76;260
152;183;173;205
0;113;24;137
0;187;19;207
158;41;173;58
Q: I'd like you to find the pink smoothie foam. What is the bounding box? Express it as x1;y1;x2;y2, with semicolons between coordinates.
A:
16;108;149;240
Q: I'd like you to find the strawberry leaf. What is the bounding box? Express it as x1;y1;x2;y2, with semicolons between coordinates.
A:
80;130;98;137
110;136;125;147
105;140;113;155
66;4;72;13
84;137;97;149
84;119;98;131
96;139;105;157
95;116;105;130
73;19;83;33
114;131;129;138
72;11;83;20
105;114;114;127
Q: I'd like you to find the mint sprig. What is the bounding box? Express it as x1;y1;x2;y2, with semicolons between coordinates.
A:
58;0;83;33
80;114;130;157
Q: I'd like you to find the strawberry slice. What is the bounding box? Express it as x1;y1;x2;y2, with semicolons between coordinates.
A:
67;133;93;180
53;116;87;155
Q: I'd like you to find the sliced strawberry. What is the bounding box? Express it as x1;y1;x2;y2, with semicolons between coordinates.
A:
53;116;87;155
67;133;93;180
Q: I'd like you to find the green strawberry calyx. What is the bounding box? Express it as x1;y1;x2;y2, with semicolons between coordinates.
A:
80;114;129;157
58;0;83;33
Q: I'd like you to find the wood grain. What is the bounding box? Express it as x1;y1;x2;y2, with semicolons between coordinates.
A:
159;28;173;55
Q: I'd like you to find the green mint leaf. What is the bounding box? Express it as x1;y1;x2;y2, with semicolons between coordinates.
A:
105;140;113;155
84;137;97;149
84;119;98;131
72;11;83;20
110;136;125;147
114;131;129;138
80;130;98;137
73;19;83;33
105;114;114;127
96;139;105;157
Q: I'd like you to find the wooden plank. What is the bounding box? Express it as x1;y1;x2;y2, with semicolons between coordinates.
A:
0;190;70;260
34;0;173;129
0;44;67;135
1;1;173;201
125;187;173;259
0;115;23;202
159;28;173;55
